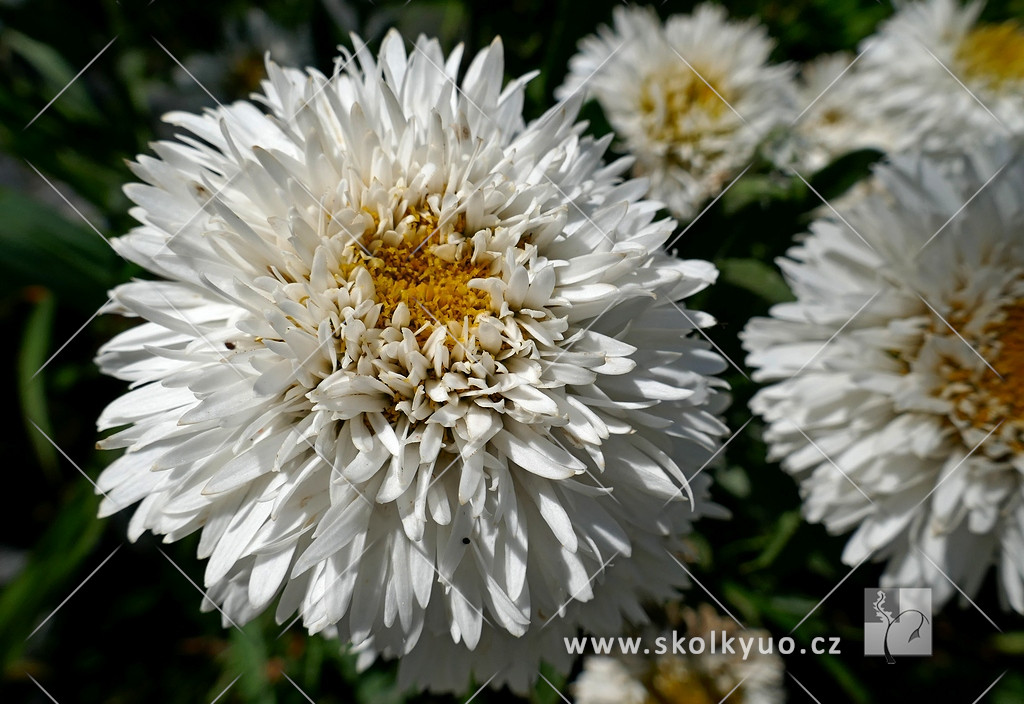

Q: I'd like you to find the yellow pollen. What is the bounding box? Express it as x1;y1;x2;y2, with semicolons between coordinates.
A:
644;659;736;704
927;298;1024;456
820;107;844;125
639;65;731;143
359;207;492;331
955;22;1024;88
960;301;1024;428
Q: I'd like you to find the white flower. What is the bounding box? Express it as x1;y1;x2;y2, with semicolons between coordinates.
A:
96;30;730;693
785;53;896;172
853;0;1024;152
572;605;785;704
743;140;1024;614
557;4;797;221
573;657;649;704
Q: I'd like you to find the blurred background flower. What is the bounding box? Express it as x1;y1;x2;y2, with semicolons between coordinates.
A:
783;52;894;173
744;140;1024;615
853;0;1024;153
572;603;785;704
558;4;797;221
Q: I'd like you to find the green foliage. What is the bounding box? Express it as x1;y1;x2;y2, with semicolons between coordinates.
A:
0;483;104;669
717;258;794;306
0;187;122;307
18;291;59;479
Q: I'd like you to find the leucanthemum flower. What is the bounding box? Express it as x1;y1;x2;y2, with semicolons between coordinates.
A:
785;53;895;173
854;0;1024;152
572;604;785;704
557;4;797;221
95;30;729;693
743;140;1024;613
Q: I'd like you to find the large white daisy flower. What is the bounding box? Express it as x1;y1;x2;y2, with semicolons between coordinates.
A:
742;141;1024;614
854;0;1024;152
95;30;729;693
556;4;797;221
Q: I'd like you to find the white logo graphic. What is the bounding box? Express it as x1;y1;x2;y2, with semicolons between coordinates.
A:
864;588;932;662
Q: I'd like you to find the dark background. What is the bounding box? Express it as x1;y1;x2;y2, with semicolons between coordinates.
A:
1;0;1023;701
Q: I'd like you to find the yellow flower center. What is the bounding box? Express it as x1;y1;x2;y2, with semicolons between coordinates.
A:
354;206;493;331
820;107;844;125
955;22;1024;88
639;65;732;143
942;300;1024;442
644;658;742;704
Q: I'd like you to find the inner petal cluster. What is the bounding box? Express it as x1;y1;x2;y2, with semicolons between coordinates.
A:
936;299;1024;452
348;204;496;332
639;65;732;144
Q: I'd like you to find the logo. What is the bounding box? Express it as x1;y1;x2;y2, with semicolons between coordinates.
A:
864;588;931;662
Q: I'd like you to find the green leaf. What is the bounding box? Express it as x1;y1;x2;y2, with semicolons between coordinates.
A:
808;148;884;203
0;186;120;308
0;482;104;670
719;173;802;215
355;667;407;704
717;257;794;305
991;631;1024;655
3;29;103;124
225;622;276;704
992;671;1024;704
531;663;568;704
721;581;764;626
815;650;874;704
301;634;326;691
714;464;752;499
743;510;803;571
757;593;822;630
53;147;132;216
18;290;60;482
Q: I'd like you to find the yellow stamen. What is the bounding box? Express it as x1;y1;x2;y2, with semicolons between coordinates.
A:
353;206;492;331
921;297;1024;458
645;660;723;704
956;22;1024;88
952;301;1024;431
639;65;732;143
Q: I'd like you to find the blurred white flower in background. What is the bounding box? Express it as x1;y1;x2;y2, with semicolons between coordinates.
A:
95;29;729;693
854;0;1024;153
743;140;1024;614
785;53;895;173
558;4;797;221
573;604;785;704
